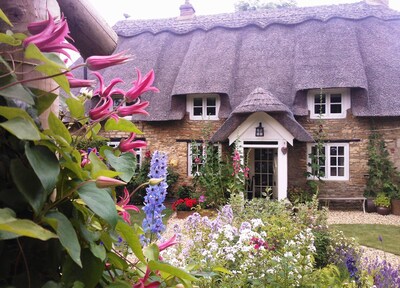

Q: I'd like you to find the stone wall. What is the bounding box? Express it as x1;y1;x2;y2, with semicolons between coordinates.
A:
289;111;400;197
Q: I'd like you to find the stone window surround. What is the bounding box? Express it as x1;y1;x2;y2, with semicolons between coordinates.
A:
307;88;350;119
307;142;350;181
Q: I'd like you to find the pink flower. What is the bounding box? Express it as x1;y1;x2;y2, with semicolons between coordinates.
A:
93;72;124;98
23;12;78;58
66;71;95;88
117;188;139;224
118;133;147;153
133;266;160;288
124;69;159;103
199;195;206;203
117;99;149;117
158;234;178;252
95;176;126;188
85;51;131;71
88;96;114;120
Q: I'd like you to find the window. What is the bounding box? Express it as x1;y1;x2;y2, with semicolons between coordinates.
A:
307;89;350;119
307;143;349;180
188;142;221;176
108;140;142;171
187;94;220;120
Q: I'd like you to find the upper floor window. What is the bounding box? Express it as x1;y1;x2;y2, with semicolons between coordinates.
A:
307;143;349;181
187;94;220;120
307;88;350;119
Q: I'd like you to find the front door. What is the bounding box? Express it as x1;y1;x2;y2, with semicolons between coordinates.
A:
245;148;277;198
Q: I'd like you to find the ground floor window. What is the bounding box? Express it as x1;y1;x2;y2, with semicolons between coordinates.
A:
108;140;142;171
187;142;221;176
307;143;349;180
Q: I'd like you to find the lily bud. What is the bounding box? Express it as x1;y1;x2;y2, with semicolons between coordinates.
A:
149;178;164;186
95;176;126;188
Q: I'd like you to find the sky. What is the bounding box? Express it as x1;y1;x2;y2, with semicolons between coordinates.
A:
87;0;400;25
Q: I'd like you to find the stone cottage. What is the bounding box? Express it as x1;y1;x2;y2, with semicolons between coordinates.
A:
91;0;400;200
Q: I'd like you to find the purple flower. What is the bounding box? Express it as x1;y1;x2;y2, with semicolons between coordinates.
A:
141;151;168;243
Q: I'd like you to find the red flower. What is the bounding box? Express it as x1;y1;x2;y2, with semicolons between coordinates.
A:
172;198;198;211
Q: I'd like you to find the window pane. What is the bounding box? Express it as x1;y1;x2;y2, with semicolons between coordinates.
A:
193;98;202;106
330;94;342;103
331;104;342;114
338;167;345;176
338;157;344;166
314;104;326;114
331;167;337;177
193;107;202;115
207;107;216;115
207;97;216;106
338;146;344;155
330;146;337;156
330;157;337;166
315;94;326;103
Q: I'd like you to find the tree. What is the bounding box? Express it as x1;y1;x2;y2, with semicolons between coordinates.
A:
235;0;297;11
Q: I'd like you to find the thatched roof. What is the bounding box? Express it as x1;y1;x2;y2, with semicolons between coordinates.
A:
95;1;400;139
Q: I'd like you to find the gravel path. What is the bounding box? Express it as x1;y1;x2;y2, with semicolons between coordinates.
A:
327;211;400;267
165;210;400;267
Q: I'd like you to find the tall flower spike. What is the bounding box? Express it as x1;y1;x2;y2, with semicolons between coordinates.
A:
23;12;78;58
93;72;124;98
124;69;159;103
118;133;147;153
117;99;150;117
141;151;168;243
86;51;132;71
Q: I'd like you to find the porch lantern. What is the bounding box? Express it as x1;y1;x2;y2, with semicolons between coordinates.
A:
255;122;264;137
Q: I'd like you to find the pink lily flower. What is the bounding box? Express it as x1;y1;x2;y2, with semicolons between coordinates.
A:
27;16;56;35
95;176;126;188
86;51;132;71
93;72;124;98
23;12;78;58
125;69;159;103
117;99;150;117
88;95;114;120
117;187;139;224
66;71;95;88
158;234;178;252
118;133;147;153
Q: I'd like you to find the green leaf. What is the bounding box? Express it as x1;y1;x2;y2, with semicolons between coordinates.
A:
116;221;146;263
104;118;143;134
0;208;57;240
0;9;13;26
144;244;159;262
107;281;132;288
10;158;47;214
32;88;58;115
0;33;21;46
104;150;136;182
48;112;72;144
78;182;118;228
88;152;113;179
89;242;106;261
25;144;60;194
35;64;70;95
148;260;198;282
42;281;62;288
0;80;35;104
106;252;128;270
45;211;82;267
25;44;65;69
61;249;103;288
213;266;233;275
0;117;41;140
66;97;85;119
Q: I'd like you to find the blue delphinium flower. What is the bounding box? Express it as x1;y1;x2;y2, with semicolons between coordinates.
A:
141;151;168;244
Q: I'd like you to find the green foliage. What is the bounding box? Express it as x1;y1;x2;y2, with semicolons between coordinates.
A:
235;0;297;11
373;192;391;208
177;185;194;199
365;131;400;198
287;185;314;203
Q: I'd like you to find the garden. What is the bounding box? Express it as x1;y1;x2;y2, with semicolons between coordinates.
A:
0;8;400;288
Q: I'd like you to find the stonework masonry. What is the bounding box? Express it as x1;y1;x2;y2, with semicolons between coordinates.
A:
104;111;400;198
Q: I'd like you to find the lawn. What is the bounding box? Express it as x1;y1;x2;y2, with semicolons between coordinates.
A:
331;224;400;256
129;205;174;227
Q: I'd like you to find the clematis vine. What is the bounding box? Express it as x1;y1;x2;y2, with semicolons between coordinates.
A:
116;188;140;224
93;72;124;98
23;12;78;58
117;99;149;117
125;69;159;103
86;51;132;71
118;133;147;153
88;95;114;121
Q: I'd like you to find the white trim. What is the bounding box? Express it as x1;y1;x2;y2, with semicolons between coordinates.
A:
307;88;350;119
307;142;350;181
187;142;221;176
186;94;220;120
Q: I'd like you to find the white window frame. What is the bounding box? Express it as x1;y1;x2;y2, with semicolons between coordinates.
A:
108;141;142;170
307;88;350;119
187;94;220;120
307;143;349;181
187;142;221;176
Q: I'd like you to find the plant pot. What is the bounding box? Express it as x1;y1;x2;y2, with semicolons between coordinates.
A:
365;198;377;213
376;206;391;216
391;199;400;216
176;210;195;219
